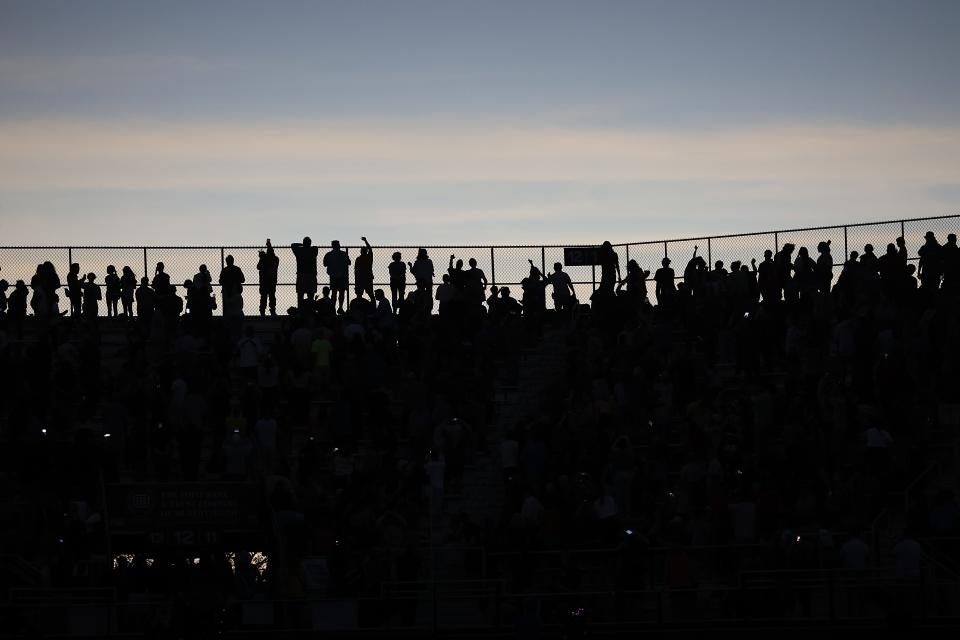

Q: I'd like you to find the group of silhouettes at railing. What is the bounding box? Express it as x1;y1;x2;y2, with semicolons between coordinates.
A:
0;231;957;331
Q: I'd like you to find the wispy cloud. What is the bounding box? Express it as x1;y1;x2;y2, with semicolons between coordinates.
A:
1;119;959;190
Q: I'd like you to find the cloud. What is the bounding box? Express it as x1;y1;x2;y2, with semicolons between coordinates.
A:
1;119;959;191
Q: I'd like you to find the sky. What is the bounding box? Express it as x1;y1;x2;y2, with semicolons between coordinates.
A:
1;0;959;246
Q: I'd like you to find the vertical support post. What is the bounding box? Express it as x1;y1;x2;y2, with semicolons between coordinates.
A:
143;247;148;280
707;238;712;270
625;244;630;264
844;227;849;261
490;247;496;286
68;247;72;270
663;241;668;259
591;263;596;294
220;247;225;271
540;246;546;277
774;232;779;253
345;247;350;307
900;219;906;242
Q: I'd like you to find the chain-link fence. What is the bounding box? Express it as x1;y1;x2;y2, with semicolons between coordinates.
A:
1;214;956;314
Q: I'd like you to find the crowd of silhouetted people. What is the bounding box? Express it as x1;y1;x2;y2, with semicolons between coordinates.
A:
1;229;959;633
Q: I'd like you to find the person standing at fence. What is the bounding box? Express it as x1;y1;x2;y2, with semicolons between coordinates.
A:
598;241;621;290
152;262;171;296
105;265;121;317
257;239;279;316
291;237;319;307
942;233;959;295
466;257;488;306
388;251;406;313
815;241;833;295
120;266;136;317
353;237;374;301
7;280;28;338
66;263;83;317
218;256;247;304
136;277;155;329
548;262;575;313
918;231;943;292
82;273;101;319
324;239;351;313
409;248;435;309
654;257;676;307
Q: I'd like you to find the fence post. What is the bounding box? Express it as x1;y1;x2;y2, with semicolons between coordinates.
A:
220;247;225;271
707;237;712;270
843;227;849;260
901;219;906;241
625;244;630;264
143;247;148;280
490;247;496;286
663;241;668;259
345;247;350;307
774;232;779;254
591;264;596;294
68;247;72;268
541;246;546;277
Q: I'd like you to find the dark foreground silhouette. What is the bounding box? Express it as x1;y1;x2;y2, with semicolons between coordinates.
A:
1;231;959;637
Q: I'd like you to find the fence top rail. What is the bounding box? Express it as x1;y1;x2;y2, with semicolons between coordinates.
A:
0;214;955;252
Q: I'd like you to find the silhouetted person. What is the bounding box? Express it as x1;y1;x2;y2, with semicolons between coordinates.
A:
654;257;676;307
353;237;374;300
152;262;172;296
66;263;83;317
918;230;943;291
548;262;576;312
495;286;522;319
522;261;547;319
683;246;707;296
774;243;795;300
193;264;213;297
756;249;777;303
943;233;959;294
120;266;136;317
219;254;245;299
105;265;121;317
7;280;28;338
0;279;7;317
815;240;833;294
598;241;621;289
136;277;155;328
388;251;407;313
291;236;319;307
448;254;468;294
257;239;280;316
409;248;435;308
323;239;351;313
82;273;101;319
793;246;816;299
466;257;488;306
860;243;879;275
896;236;908;266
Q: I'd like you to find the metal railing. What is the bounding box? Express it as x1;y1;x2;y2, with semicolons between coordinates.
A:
1;214;956;314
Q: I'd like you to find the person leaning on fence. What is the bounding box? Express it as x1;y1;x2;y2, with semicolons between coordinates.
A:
323;239;351;313
291;236;319;307
409;248;435;307
257;239;280;316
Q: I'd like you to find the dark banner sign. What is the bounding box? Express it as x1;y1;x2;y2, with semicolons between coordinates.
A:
107;483;262;551
563;247;601;266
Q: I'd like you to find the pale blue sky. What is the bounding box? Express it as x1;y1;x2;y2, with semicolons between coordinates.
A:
1;0;958;244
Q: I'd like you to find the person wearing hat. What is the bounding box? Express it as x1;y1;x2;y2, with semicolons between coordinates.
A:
918;230;943;292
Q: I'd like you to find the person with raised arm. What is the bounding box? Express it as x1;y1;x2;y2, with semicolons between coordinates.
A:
354;236;374;301
257;239;280;316
291;236;319;307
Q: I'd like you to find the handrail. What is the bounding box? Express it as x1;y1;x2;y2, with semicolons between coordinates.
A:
0;213;956;250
